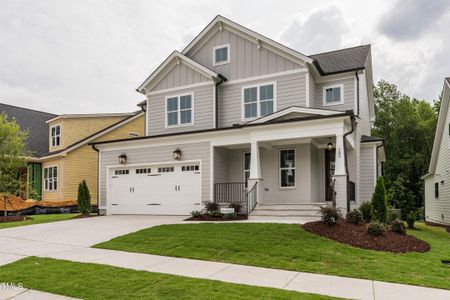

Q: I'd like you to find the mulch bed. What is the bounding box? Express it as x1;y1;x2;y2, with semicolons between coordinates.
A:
185;214;248;221
0;216;31;222
303;220;431;253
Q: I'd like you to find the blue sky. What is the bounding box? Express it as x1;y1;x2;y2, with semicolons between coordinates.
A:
0;0;448;114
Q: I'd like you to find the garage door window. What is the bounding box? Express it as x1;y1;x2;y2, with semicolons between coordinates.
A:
158;166;174;173
182;165;199;172
115;169;129;175
136;168;151;174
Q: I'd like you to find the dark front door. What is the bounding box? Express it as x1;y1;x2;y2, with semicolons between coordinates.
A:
325;149;336;202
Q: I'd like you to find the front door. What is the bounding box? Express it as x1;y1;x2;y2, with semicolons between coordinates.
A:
325;149;336;202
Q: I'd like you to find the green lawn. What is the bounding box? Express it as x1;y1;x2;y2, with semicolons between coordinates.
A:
0;214;79;229
0;257;336;300
95;222;450;290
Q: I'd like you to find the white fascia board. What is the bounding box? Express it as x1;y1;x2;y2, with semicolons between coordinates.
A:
246;106;343;124
182;16;313;65
137;51;218;94
428;80;450;174
95;115;349;152
46;113;134;124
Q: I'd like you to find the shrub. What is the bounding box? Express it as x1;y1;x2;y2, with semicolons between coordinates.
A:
367;221;386;236
208;210;222;218
390;219;406;235
191;210;202;218
223;213;236;220
359;201;372;223
371;177;388;223
406;210;418;229
346;209;364;225
204;201;219;213
77;180;91;215
229;202;243;214
387;212;399;225
320;206;341;225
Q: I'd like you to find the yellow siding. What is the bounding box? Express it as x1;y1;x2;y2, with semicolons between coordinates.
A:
41;158;64;201
48;116;126;152
45;114;145;203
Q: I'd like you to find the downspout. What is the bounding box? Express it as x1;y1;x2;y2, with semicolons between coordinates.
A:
91;144;100;216
215;74;227;129
355;71;360;117
376;142;384;178
343;114;355;213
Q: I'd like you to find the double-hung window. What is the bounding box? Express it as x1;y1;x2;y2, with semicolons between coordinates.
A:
166;94;193;127
244;152;251;187
243;83;275;120
44;166;58;191
323;84;344;106
50;125;61;147
279;149;295;188
213;44;230;66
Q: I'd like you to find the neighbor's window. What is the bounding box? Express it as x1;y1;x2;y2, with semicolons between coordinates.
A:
435;182;439;198
44;166;58;191
279;149;295;188
323;85;343;105
50;125;61;147
166;94;193;127
213;44;230;66
243;83;275;119
244;152;251;187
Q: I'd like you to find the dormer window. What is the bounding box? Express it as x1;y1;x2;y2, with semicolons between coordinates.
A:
213;44;230;66
323;84;344;106
50;125;61;147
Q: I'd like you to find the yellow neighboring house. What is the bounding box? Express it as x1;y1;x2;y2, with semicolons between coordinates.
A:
38;111;145;204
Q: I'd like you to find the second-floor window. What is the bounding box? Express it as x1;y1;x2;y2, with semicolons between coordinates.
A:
44;166;57;191
213;44;230;66
50;125;61;147
242;83;276;120
323;84;344;106
166;94;193;127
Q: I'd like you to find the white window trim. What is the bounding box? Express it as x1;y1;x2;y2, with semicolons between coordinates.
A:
243;151;250;185
43;165;58;192
279;148;296;189
213;44;230;66
241;81;277;121
164;92;195;128
49;124;62;147
323;84;344;107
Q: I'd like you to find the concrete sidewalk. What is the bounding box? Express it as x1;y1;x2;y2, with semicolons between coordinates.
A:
1;216;449;300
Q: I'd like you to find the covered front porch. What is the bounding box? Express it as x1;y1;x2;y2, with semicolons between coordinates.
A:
210;115;356;215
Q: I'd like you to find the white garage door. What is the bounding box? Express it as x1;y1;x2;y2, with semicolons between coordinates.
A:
108;162;202;215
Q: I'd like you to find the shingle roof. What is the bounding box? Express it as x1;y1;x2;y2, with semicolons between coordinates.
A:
0;103;57;158
361;135;384;143
310;45;371;76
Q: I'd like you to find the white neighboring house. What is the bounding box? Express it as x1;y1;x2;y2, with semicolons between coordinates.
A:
423;77;450;225
92;15;385;217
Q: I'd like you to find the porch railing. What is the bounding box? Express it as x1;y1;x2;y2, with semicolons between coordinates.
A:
246;182;258;214
214;182;246;205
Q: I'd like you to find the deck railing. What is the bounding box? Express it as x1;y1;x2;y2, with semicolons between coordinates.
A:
246;182;258;214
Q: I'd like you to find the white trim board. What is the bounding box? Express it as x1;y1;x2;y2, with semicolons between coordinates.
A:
221;68;307;86
246;106;342;124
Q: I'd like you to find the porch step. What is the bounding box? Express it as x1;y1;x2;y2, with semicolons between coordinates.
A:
251;203;329;218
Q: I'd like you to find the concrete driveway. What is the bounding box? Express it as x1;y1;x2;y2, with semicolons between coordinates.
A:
0;215;185;262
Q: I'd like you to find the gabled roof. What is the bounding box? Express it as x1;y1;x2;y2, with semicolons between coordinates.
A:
245;106;344;124
46;112;134;124
41;111;145;160
427;78;450;175
137;51;219;94
309;45;371;76
0;103;57;158
182;15;313;65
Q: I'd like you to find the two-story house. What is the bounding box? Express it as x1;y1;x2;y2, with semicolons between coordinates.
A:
423;77;450;226
92;16;385;216
0;102;145;204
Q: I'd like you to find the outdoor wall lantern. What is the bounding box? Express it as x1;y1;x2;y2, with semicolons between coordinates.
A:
118;153;127;165
327;138;334;151
173;148;182;160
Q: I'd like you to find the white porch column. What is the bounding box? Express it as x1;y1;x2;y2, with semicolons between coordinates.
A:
248;139;264;206
334;133;348;214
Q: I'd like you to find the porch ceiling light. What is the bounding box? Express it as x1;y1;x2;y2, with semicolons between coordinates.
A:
173;148;182;160
327;138;334;151
118;153;127;165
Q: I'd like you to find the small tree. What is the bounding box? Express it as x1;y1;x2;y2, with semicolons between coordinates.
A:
77;180;91;215
371;177;388;223
0;113;28;219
